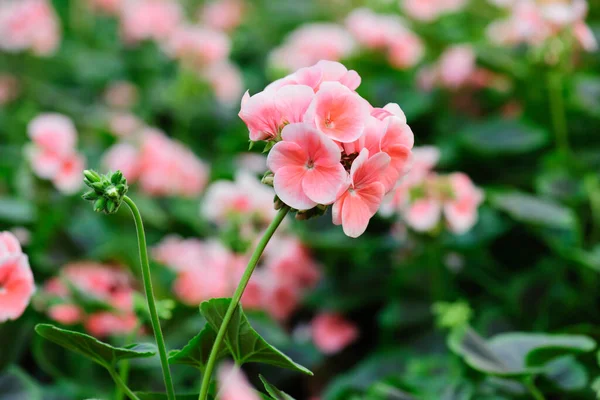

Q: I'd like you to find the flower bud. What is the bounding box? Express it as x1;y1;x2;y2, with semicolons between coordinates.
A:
82;170;129;215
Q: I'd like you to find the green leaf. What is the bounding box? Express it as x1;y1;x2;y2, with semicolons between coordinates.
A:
0;197;36;223
542;356;588;391
460;119;548;155
449;326;596;376
168;324;228;370
489;191;576;230
260;375;296;400
34;324;156;368
200;298;312;375
135;392;203;400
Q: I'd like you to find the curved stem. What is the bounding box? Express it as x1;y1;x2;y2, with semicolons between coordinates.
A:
123;196;176;400
547;71;569;156
198;206;290;400
524;376;546;400
109;367;141;400
116;325;140;400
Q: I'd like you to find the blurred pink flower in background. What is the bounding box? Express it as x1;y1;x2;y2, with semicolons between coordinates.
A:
311;313;359;354
438;45;476;89
199;0;245;32
200;61;244;106
26;113;85;194
104;81;138;109
201;172;276;226
217;363;260;400
402;0;468;22
120;0;182;45
103;127;209;197
379;146;484;235
0;74;19;106
0;0;61;56
269;24;356;72
345;8;424;70
43;262;139;337
164;25;231;69
107;112;143;137
0;231;35;322
486;0;597;51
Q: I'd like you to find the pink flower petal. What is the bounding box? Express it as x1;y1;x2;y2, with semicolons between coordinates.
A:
275;84;315;124
267;141;307;172
351;150;390;188
238;90;281;141
341;182;385;238
273;165;316;210
302;164;348;205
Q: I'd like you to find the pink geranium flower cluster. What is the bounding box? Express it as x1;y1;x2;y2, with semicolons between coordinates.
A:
153;235;320;321
269;24;357;72
401;0;468;22
103;126;209;197
486;0;597;52
26;114;86;194
0;232;35;323
42;262;139;337
240;60;414;238
381;146;484;234
345;8;424;70
0;0;61;56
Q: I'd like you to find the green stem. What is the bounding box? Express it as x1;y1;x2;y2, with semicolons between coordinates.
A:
198;206;290;400
116;326;140;400
123;196;176;400
524;377;546;400
547;71;569;156
109;367;141;400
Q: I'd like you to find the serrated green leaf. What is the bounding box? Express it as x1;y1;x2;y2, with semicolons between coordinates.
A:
168;324;228;370
35;324;156;368
200;298;312;375
260;375;296;400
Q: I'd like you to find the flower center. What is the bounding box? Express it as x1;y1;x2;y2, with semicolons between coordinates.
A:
306;159;315;169
324;113;334;129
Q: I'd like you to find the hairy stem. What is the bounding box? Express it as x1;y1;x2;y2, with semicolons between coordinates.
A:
198;206;290;400
123;196;176;400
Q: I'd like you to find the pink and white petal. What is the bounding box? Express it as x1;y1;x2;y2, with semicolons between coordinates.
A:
444;203;477;234
267;141;307;172
349;148;369;183
275;85;315;124
302;164;348;205
381;118;414;150
27;147;62;179
403;198;442;232
352;151;391;188
383;103;407;123
273;165;316;210
281;123;341;166
380;144;412;192
331;192;347;226
341;183;384;238
339;70;361;91
292;65;323;90
238;91;281;141
316;60;349;81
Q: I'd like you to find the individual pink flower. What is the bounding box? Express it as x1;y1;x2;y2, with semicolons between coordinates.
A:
85;312;138;337
89;0;122;15
438;45;476;89
265;237;320;289
199;0;245;32
404;197;443;232
311;313;358;354
0;232;35;322
164;25;231;69
200;61;244;106
48;304;82;325
53;152;86;195
240;84;315;141
102;142;141;181
402;0;468;22
28;114;77;157
303;81;370;142
217;363;260;400
0;0;61;56
108;112;143;137
443;173;484;234
267;123;348;210
262;281;300;321
0;74;19;106
120;0;182;45
269;23;356;72
332;149;390;238
388;32;425;69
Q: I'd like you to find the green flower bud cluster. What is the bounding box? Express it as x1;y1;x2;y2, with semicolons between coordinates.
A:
82;170;128;214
